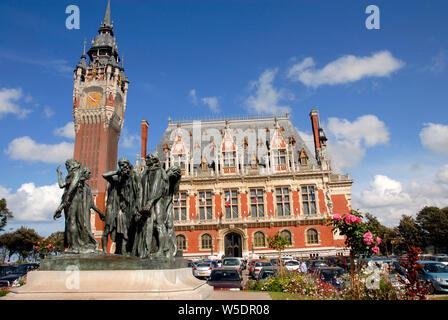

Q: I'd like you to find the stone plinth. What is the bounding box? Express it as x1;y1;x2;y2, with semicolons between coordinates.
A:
3;268;212;300
3;253;213;300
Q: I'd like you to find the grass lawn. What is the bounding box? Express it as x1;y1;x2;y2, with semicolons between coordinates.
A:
268;292;302;300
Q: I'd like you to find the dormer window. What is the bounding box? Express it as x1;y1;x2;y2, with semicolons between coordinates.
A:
250;153;258;169
299;148;309;167
223;151;236;168
201;156;208;172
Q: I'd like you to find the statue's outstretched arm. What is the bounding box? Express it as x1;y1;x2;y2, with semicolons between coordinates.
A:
102;170;119;182
56;165;65;188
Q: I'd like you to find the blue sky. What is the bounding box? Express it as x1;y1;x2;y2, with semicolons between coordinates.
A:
0;0;447;236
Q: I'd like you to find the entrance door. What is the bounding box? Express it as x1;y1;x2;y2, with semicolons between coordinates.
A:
224;232;242;257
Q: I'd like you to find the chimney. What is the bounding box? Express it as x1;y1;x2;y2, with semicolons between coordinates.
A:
310;110;321;155
141;120;149;159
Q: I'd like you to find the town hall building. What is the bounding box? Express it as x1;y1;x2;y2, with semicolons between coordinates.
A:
71;1;352;259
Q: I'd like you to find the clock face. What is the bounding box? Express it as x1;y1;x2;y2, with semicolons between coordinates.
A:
86;92;102;108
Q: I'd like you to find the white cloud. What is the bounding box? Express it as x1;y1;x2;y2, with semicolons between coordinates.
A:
44;106;54;118
436;164;448;184
189;89;198;105
0;87;32;118
354;168;448;227
360;175;411;207
325;115;389;170
245;68;292;114
0;183;63;222
5;136;73;163
429;49;448;74
419;123;448;153
54;122;75;139
201;97;220;113
288;51;405;88
189;89;220;112
120;126;140;149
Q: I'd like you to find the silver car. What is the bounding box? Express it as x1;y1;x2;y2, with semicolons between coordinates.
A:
193;262;214;279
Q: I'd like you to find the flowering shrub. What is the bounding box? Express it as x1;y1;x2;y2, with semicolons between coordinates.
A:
340;261;404;300
328;211;381;257
397;247;431;300
33;237;56;258
283;273;342;300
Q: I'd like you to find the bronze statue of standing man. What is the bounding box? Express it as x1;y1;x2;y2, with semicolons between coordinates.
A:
102;158;141;255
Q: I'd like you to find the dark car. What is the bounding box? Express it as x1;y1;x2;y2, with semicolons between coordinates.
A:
315;267;347;289
257;267;279;282
207;268;243;291
307;260;329;272
0;280;10;290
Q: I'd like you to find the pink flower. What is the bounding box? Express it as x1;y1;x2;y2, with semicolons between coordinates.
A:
354;216;362;223
372;246;380;254
344;214;353;224
34;246;38;250
376;237;381;244
37;241;40;245
332;214;341;220
42;238;46;242
364;232;373;245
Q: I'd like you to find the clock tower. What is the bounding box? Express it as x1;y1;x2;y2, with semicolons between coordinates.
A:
72;0;129;240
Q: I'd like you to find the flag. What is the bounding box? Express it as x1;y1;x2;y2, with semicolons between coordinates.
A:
225;192;230;207
310;188;315;201
253;197;258;203
201;194;206;205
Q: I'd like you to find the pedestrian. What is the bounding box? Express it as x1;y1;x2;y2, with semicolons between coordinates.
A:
300;259;307;273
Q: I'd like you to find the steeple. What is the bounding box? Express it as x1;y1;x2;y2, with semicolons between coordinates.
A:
103;0;112;27
88;0;119;63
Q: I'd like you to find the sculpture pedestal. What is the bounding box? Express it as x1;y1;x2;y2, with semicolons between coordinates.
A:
3;254;213;300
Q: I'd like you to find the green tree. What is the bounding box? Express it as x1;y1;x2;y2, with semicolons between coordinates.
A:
8;227;41;262
416;206;448;253
48;231;65;253
0;232;14;262
395;215;424;252
0;198;13;232
267;232;289;277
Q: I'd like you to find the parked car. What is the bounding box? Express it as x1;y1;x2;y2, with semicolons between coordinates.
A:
315;267;347;289
307;260;329;272
193;262;214;279
269;258;279;266
284;260;301;272
248;259;264;274
251;261;273;279
201;260;219;269
257;267;279;282
434;255;448;266
221;258;243;275
207;268;243;291
417;261;448;294
0;280;10;290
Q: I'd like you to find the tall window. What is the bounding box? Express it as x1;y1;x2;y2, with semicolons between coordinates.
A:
250;189;264;218
280;230;292;246
173;192;187;221
253;231;266;248
199;191;213;220
201;233;213;250
177;235;186;251
276;187;290;216
223;151;236;168
306;229;319;244
273;149;287;165
174;154;186;170
224;189;239;219
302;186;317;214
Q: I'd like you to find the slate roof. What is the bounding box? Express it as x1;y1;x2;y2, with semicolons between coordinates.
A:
153;114;318;174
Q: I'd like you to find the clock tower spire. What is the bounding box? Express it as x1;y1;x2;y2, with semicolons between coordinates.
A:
72;0;129;238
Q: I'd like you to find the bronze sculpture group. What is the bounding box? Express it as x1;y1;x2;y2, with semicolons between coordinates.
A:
53;154;181;260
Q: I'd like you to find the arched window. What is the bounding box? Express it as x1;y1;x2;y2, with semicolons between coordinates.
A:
306;229;319;244
201;233;213;250
176;235;186;251
280;230;292;246
253;231;265;248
